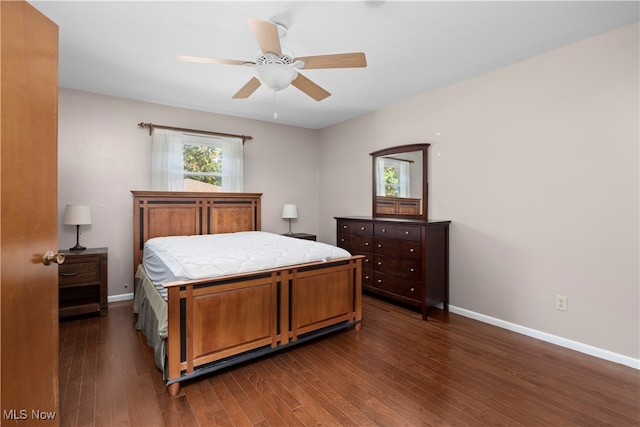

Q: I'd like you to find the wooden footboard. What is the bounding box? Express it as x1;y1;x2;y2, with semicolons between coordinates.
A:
163;256;363;396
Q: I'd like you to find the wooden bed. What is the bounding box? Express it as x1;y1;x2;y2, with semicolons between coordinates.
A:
132;191;363;396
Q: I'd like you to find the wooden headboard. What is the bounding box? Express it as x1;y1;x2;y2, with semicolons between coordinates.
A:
131;191;262;271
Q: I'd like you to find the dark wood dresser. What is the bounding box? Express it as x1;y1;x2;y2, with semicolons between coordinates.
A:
58;247;108;317
335;217;450;320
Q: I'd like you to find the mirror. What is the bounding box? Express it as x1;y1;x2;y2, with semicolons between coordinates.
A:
370;143;429;220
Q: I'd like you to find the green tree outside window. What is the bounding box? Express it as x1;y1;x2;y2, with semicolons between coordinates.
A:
183;144;222;186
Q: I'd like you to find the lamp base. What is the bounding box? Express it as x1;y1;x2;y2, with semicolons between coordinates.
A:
70;224;86;251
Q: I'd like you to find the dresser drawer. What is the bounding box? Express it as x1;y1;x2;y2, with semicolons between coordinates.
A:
374;222;396;238
352;234;374;253
337;220;353;234
373;223;422;241
374;237;421;260
362;268;373;287
361;254;373;270
395;224;422;241
353;221;373;236
59;261;99;286
339;234;374;253
372;272;422;302
337;233;351;249
337;219;373;236
374;255;422;280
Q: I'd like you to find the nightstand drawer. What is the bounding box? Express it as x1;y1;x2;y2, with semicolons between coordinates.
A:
59;261;99;286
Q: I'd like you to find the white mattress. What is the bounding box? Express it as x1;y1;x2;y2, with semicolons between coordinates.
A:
143;231;351;298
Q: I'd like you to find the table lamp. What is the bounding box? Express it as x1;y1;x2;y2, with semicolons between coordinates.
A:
63;204;91;251
282;204;298;236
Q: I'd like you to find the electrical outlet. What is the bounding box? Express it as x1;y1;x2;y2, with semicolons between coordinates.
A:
555;295;567;311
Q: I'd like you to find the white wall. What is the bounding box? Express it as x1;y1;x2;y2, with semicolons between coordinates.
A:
58;90;320;296
319;24;639;360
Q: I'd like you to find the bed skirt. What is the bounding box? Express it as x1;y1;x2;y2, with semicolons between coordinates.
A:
133;266;167;374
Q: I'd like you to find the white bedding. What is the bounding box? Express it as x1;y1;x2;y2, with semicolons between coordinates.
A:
143;231;351;298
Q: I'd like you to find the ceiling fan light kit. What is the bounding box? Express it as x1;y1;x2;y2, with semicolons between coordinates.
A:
252;52;304;92
254;63;298;92
177;16;367;111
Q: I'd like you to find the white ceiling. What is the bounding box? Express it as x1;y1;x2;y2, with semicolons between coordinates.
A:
30;1;639;130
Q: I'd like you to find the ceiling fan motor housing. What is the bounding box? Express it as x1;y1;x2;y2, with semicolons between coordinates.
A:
257;52;294;65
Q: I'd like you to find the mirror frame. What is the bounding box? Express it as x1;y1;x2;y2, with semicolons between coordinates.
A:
370;143;429;221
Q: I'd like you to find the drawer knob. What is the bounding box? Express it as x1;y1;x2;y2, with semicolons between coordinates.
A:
411;287;415;292
378;261;382;265
381;228;386;232
42;251;65;266
377;279;382;283
365;242;369;246
405;231;410;235
377;244;382;248
409;248;414;252
343;225;347;229
365;275;370;280
361;227;366;231
410;268;415;272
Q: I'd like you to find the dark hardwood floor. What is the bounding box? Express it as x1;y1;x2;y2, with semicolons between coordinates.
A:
59;296;639;426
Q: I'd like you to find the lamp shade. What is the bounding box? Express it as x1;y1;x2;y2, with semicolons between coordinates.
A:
281;204;298;219
62;204;92;225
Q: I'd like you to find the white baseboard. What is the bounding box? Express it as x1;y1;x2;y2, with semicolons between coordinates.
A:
449;305;640;370
108;293;134;303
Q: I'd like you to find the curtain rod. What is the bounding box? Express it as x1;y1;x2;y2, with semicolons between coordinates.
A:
138;122;253;144
383;156;414;163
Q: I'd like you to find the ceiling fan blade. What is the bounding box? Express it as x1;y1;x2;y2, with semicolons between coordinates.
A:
232;77;262;99
291;73;331;101
177;55;253;66
248;17;282;56
296;52;367;69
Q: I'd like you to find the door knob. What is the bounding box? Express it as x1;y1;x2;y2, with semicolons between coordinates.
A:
42;251;65;265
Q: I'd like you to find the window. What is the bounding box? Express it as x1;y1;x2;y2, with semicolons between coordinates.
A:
151;129;243;192
182;134;223;191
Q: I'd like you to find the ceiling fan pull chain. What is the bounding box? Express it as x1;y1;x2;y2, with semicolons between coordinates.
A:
273;89;278;119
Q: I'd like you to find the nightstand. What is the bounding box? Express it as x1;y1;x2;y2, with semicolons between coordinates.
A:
284;233;317;241
58;247;108;317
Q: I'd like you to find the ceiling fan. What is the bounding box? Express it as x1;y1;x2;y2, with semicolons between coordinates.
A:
177;17;367;102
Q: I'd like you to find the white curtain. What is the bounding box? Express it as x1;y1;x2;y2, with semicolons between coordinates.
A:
221;136;244;192
398;161;410;197
376;157;386;196
150;129;184;191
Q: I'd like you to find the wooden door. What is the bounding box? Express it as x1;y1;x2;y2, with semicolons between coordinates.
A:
1;1;60;425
